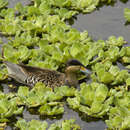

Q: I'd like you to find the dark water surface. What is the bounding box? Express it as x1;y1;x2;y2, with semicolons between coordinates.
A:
1;0;130;130
71;0;130;42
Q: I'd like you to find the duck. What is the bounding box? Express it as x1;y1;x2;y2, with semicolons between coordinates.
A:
3;59;91;88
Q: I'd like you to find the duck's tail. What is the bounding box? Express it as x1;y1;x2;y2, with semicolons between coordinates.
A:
1;47;27;84
3;61;28;84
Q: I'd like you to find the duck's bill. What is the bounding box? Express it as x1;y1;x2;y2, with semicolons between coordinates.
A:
80;66;92;75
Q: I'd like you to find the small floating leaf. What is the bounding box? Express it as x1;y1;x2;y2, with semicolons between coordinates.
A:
124;8;130;22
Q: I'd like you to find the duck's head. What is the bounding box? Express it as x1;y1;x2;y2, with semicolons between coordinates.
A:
66;59;91;75
65;59;91;86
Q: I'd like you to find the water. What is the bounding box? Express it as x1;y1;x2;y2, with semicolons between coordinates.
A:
1;0;130;130
71;0;130;42
3;81;106;130
7;0;30;8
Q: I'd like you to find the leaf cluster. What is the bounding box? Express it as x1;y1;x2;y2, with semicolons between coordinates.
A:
16;82;75;115
15;118;81;130
0;91;23;123
67;82;112;118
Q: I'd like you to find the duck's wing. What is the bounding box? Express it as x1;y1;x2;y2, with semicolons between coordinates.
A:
19;63;65;87
18;63;58;75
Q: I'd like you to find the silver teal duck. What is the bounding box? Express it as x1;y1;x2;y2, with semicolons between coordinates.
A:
3;59;91;88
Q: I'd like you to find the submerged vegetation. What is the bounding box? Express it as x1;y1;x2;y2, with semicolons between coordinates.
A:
0;0;130;129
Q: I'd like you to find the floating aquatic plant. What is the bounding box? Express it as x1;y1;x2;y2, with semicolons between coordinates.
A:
0;0;129;129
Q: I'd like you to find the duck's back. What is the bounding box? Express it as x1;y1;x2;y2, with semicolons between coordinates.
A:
19;64;66;88
4;61;65;88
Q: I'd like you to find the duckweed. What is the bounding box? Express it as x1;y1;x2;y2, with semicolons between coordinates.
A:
0;0;130;129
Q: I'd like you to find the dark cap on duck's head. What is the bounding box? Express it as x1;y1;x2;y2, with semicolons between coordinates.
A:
67;59;85;67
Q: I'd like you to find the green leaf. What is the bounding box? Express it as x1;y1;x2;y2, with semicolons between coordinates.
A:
0;94;23;122
90;100;103;113
80;83;94;106
124;8;130;22
109;65;120;76
18;46;31;61
112;70;129;85
48;119;80;130
100;72;114;84
39;104;64;115
39;1;51;15
79;105;91;115
66;28;80;43
126;78;130;86
107;36;126;46
95;84;108;102
15;2;26;15
106;106;130;129
122;56;130;63
67;97;80;109
0;0;8;9
70;42;81;57
125;47;130;56
54;86;76;97
126;65;130;69
2;44;17;63
17;87;29;98
15;118;28;130
0;65;7;80
27;6;40;16
14;107;24;115
16;119;48;130
54;8;77;20
0;99;8;114
94;63;114;84
105;46;120;62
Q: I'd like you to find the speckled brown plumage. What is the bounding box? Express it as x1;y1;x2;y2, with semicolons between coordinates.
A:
22;65;65;88
4;60;90;88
